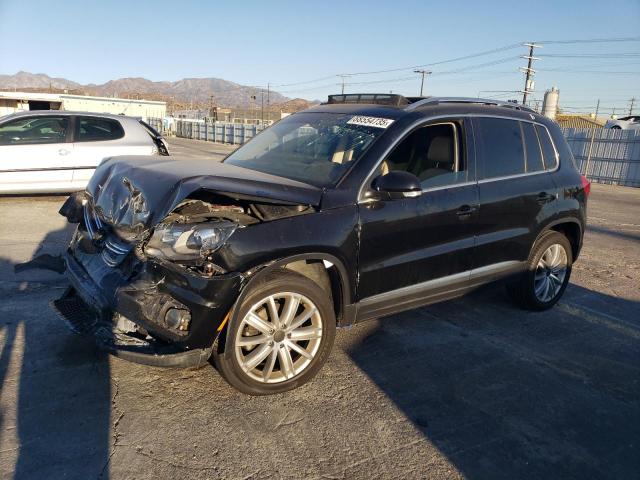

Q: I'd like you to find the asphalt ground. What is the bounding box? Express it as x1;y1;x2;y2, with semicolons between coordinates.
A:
165;137;237;160
0;141;638;479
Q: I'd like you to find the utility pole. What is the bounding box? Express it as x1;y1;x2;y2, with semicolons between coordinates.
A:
413;69;432;97
520;43;541;106
337;75;351;94
209;94;215;122
585;99;600;178
629;97;636;115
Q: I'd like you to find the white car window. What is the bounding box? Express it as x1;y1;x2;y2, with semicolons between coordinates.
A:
76;117;124;142
0;116;69;145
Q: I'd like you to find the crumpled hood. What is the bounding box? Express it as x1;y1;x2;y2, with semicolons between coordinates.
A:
86;156;322;238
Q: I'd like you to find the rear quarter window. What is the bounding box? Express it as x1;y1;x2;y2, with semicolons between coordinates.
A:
535;125;559;170
76;117;124;142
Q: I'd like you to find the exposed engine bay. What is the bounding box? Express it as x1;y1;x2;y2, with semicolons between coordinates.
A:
143;192;314;276
162;192;313;226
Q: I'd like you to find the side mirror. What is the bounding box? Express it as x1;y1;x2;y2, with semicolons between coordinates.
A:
371;171;422;199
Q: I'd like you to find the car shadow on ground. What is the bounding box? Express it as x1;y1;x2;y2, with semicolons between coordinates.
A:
0;225;112;480
346;283;640;479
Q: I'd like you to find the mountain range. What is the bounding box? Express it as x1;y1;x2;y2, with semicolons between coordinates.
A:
0;71;310;110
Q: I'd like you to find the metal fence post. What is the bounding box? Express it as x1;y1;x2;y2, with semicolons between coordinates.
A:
584;99;600;178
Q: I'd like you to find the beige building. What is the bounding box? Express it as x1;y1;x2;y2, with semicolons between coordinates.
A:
0;91;166;118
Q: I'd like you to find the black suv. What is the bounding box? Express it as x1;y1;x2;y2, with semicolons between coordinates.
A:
54;94;589;395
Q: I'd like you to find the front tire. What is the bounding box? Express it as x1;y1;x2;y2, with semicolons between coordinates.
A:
507;231;573;311
213;269;336;395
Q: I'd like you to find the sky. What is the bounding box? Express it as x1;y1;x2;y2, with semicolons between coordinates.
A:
0;0;639;115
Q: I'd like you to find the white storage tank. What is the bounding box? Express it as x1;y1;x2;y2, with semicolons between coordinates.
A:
542;87;560;120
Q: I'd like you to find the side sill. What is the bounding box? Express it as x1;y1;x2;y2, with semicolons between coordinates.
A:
354;261;525;322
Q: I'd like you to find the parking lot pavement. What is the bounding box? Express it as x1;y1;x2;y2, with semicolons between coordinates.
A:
0;171;638;478
166;137;237;159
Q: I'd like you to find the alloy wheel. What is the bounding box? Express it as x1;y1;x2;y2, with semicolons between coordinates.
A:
234;292;323;384
534;243;568;302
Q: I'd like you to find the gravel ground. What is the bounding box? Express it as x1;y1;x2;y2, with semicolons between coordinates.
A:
0;159;638;479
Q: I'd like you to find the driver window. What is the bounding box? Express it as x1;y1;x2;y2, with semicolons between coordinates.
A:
378;122;466;189
0;116;69;146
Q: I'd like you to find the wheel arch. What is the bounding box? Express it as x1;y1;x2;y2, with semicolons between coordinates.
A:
218;252;354;349
539;217;583;260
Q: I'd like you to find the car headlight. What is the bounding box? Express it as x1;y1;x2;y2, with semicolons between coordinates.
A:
145;222;237;261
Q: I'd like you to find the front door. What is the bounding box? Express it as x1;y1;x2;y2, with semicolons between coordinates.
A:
0;115;74;193
357;119;478;301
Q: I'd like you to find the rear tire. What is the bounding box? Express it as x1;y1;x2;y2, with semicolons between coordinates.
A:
507;231;573;311
213;269;336;395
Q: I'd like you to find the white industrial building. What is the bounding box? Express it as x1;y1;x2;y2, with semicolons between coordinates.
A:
0;91;166;118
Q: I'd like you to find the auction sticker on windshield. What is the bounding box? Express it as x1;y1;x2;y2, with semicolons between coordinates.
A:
347;115;395;129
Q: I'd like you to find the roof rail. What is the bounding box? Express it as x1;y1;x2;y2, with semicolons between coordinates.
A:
325;93;412;107
406;97;537;114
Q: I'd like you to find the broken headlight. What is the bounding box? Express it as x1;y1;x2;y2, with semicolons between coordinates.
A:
145;222;237;261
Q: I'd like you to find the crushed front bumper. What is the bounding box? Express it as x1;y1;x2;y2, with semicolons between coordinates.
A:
53;244;243;368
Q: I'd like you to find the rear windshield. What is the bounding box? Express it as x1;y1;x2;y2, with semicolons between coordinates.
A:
223;112;389;187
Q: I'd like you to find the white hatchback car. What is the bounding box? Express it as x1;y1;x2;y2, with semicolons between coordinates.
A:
0;111;169;193
604;115;640;130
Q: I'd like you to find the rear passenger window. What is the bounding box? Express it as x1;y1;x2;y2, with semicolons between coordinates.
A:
521;122;545;173
535;125;558;170
475;118;524;179
76;117;124;142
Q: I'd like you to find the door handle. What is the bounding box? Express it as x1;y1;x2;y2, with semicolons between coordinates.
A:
456;205;477;217
58;149;70;156
537;192;556;204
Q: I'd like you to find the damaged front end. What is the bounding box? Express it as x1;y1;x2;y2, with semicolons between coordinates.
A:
52;157;318;367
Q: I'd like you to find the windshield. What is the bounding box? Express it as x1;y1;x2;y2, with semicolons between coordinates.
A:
223;112;389;187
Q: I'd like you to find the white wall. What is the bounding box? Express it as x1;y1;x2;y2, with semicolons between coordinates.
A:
60;96;166;118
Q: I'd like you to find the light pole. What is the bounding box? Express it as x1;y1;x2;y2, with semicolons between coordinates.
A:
414;69;431;97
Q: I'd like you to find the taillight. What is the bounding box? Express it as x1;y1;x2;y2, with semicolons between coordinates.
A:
580;175;591;198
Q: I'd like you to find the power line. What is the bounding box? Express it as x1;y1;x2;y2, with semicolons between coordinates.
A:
273;75;338;88
267;37;640;92
315;56;521;91
539;69;640;74
270;43;522;87
342;43;522;76
538;52;640;58
533;36;640;44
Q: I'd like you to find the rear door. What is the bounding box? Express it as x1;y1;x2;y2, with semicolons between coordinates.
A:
0;115;74;193
472;117;559;270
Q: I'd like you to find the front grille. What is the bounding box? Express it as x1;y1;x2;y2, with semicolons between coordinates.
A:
82;203;134;267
